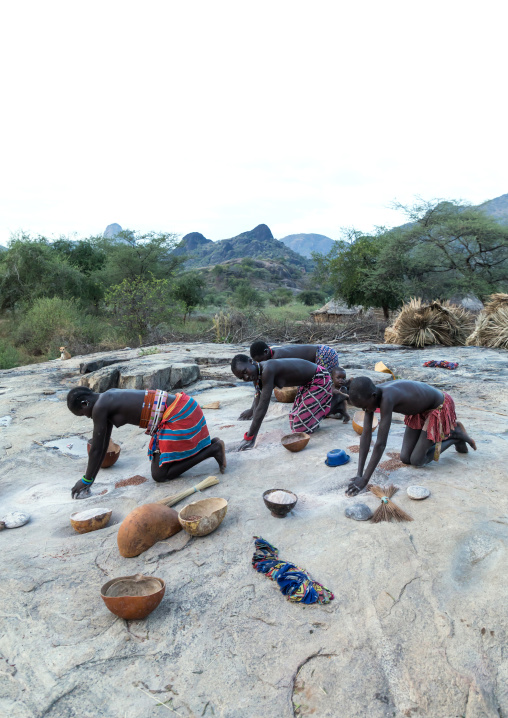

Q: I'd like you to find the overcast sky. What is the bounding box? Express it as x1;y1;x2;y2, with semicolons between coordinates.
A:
0;1;506;246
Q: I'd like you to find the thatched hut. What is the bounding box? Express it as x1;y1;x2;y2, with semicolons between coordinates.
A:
384;298;474;347
466;293;508;349
311;300;361;324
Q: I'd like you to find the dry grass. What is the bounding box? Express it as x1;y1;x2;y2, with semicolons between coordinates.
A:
384;298;474;348
466;293;508;349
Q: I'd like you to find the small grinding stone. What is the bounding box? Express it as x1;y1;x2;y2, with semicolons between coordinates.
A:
2;511;30;528
345;503;373;521
407;485;430;500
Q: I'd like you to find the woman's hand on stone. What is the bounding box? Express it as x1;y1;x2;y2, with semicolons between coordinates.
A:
238;409;253;421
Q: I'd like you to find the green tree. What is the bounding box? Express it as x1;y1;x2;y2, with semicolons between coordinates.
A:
297;289;325;306
97;230;183;287
232;280;265;308
105;275;174;342
269;287;293;306
171;272;206;322
0;235;94;310
314;230;405;318
389;199;508;299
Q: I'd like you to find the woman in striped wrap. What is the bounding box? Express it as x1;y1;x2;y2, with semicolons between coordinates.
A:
67;387;226;498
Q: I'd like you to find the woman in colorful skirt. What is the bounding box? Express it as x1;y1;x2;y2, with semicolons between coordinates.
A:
231;354;347;450
343;377;476;497
67;387;226;498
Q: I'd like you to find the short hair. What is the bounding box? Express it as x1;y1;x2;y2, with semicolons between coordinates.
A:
348;376;377;405
67;386;94;412
231;354;250;373
250;340;269;359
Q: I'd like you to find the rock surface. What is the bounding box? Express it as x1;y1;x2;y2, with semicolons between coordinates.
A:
0;342;507;717
407;485;431;500
345;502;373;521
1;511;30;528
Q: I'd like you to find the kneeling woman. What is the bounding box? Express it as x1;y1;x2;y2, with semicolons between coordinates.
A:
67;387;226;499
231;354;346;450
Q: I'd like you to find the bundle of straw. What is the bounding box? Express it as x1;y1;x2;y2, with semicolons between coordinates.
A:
369;484;413;523
466;293;508;349
156;476;219;507
384;298;473;348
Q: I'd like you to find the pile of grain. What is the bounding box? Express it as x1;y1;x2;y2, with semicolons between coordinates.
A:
115;475;148;488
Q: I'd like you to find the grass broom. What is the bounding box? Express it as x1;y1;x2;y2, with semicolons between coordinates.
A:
156;476;220;507
369;484;413;523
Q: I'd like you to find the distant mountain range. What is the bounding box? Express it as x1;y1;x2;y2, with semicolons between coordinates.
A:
173;224;310;269
278;233;335;258
479;192;508;223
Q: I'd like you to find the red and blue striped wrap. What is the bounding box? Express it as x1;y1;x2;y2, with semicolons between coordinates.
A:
146;392;211;466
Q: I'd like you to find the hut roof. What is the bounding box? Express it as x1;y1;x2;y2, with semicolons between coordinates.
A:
311;300;360;316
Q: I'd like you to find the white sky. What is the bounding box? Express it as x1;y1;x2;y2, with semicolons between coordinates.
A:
0;0;507;246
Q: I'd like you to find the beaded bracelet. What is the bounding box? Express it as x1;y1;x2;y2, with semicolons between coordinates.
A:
81;475;94;485
244;432;255;441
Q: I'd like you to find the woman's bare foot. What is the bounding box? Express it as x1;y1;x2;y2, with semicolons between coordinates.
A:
212;438;227;473
452;422;477;452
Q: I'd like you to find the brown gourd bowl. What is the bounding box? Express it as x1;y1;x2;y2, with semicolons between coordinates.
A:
263;489;298;518
178;498;228;537
101;574;165;620
281;432;310;452
70;507;112;534
274;386;299;403
352;411;379;436
87;438;121;468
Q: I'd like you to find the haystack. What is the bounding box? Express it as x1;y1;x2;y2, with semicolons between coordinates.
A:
466;293;508;349
384;298;474;348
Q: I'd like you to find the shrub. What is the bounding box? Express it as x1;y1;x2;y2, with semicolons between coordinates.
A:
0;340;22;369
232;281;265;309
269;288;293;307
13;297;108;356
298;290;325;306
105;276;174;341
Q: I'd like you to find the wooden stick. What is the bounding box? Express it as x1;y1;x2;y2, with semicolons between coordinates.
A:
156;476;219;507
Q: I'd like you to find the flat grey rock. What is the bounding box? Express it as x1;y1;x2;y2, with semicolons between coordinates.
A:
407;485;431;500
345;503;373;520
2;511;30;528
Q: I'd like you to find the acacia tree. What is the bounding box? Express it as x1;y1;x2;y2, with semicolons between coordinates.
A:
390;199;508;299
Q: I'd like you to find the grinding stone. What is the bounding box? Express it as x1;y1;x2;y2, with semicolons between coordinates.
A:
2;511;30;528
407;485;430;500
345;503;373;521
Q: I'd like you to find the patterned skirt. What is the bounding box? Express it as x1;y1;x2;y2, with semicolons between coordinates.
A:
315;345;340;374
142;391;211;466
404;392;457;443
289;365;332;434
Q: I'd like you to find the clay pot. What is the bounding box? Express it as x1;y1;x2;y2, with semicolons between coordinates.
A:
87;438;121;468
274;386;298;403
70;507;112;534
101;574;165;620
352;411;379;436
281;432;310;452
178;498;228;537
263;489;298;518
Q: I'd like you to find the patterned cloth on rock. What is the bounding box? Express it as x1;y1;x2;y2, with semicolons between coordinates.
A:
404;392;457;460
252;537;334;604
423;360;459;370
141;391;211;466
315;344;340;374
289;365;332;434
